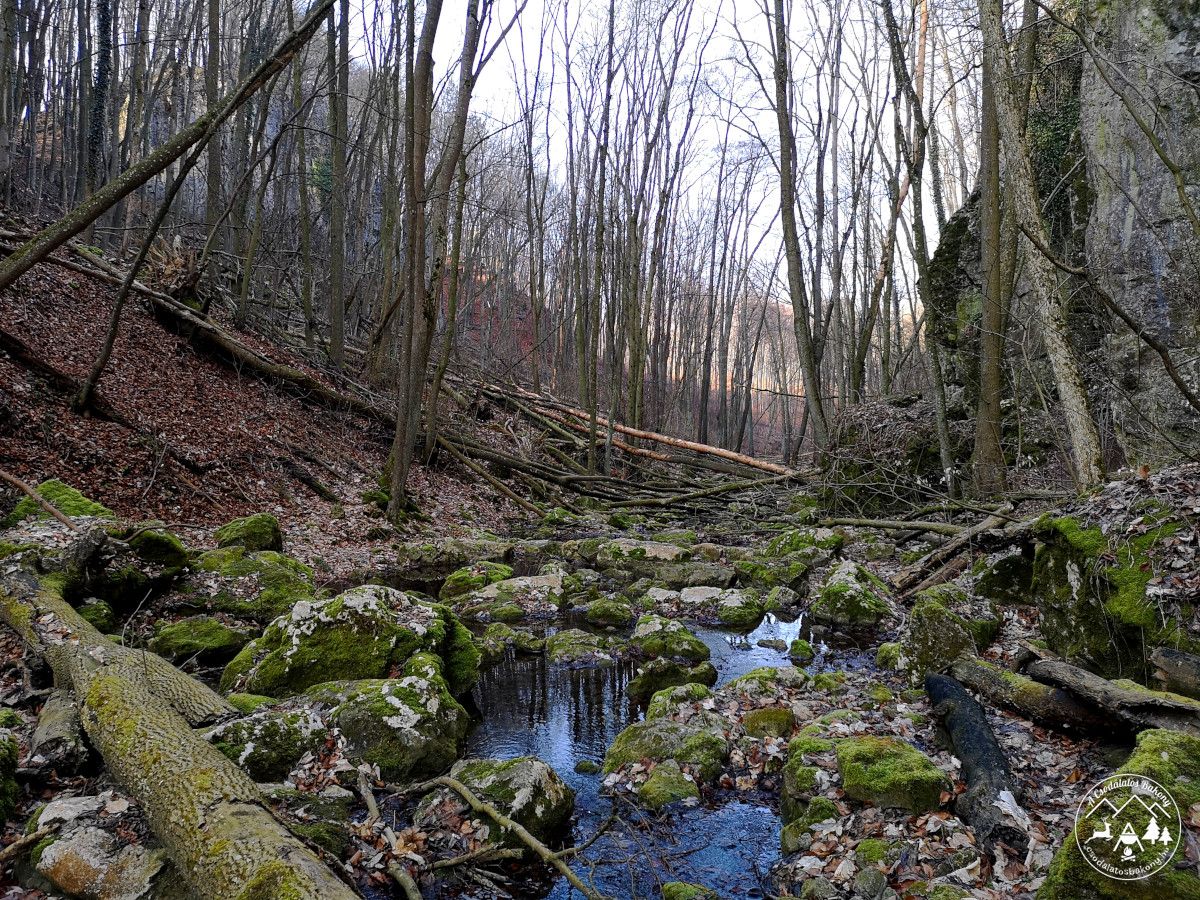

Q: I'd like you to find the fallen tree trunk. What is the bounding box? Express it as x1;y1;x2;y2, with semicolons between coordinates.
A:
926;674;1029;854
891;506;1022;594
1151;647;1200;701
821;517;966;537
1024;659;1200;736
0;558;357;900
949;657;1109;734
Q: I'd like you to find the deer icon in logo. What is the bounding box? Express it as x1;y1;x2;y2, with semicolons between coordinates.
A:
1086;820;1112;843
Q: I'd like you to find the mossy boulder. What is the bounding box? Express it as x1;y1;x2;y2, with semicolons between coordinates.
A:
977;551;1035;604
546;629;619;667
763;528;844;558
726;666;809;701
452;574;567;621
477;622;545;664
438;561;514;602
646;683;715;720
604;718;727;781
780;796;839;852
215;513;283;552
1039;729;1200;900
0;735;17;822
2;479;113;527
675;586;764;628
628;615;710;663
661;882;721;900
1032;514;1197;680
203;707;328;781
810;560;891;627
743;707;796;739
780;755;819;824
597;539;693;569
308;655;471;781
150;616;252;665
585;597;635;627
127;528;189;568
875;642;900;670
190;546;316;623
765;586;803;611
639;760;700;810
627;658;718;698
898;599;977;686
733;556;811;593
836;736;949;813
789;639;814;660
226;694;274;714
77;599;115;633
220;585;478;697
415;756;574;848
395;538;514;579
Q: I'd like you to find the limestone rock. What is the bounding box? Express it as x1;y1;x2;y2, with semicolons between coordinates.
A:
437;561;514;602
976;552;1034;605
897;599;977;687
203;707;327;781
638;760;700;810
149;615;252;664
810;560;891;627
395;538;514;579
626;658;718;698
545;629;619;667
214;513;283;552
646;683;715;720
452;574;567;621
628;615;710;663
604;717;727;781
36;826;170;900
187;546;316;623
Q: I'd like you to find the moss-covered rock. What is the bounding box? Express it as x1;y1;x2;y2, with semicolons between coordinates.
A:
780;795;839;850
726;666;809;701
627;658;718;698
875;642;901;670
0;735;17;822
810;560;891;627
763;528;844;558
2;479;113;527
628;615;710;663
77;599;115;633
1032;513;1198;680
646;683;715;720
661;882;721;900
743;707;796;739
395;538;514;579
219;585;478;697
604;718;727;781
789;735;835;757
898;599;977;686
215;513;283;552
191;546;316;623
415;756;574;848
204;708;328;781
452;574;567;621
585;597;635;627
150;616;252;664
811;671;848;693
734;556;812;593
977;551;1035;605
764;586;803;611
597;539;692;567
836;736;949;813
545;629;618;667
477;622;545;664
127;528;189;568
788;638;814;660
639;760;700;809
437;561;514;602
309;655;471;781
652;529;700;547
1039;729;1200;899
226;694;275;714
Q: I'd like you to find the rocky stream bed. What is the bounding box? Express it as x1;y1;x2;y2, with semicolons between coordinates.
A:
3;473;1200;900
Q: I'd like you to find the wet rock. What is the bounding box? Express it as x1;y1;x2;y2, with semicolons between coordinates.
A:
30;689;91;774
35;826;170;900
758;638;788;651
765;586;804;610
203;706;327;781
477;622;544;664
149;615;252;664
545;629;619;667
415;756;574;848
638;759;700;810
438;561;514;602
789;639;815;661
307;654;471;781
220;585;478;697
214;512;283;552
836;736;949;813
627;658;718;698
628;615;710;663
678;586;764;627
897;598;976;687
574;759;601;775
810;560;892;627
187;546;316;623
604;718;727;781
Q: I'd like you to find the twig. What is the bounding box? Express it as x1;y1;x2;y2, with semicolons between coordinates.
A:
430;846;523;869
0;825;59;867
820;516;966;537
387;861;423;900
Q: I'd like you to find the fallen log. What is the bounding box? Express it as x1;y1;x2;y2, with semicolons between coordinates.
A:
926;673;1029;854
891;506;1022;595
1151;647;1200;701
0;552;357;900
949;657;1110;734
820;517;966;537
1024;659;1200;736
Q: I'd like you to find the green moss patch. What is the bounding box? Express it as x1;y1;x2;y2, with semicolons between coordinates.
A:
215;513;283;552
639;760;701;809
836;736;949;813
2;479;113;527
438;561;514;602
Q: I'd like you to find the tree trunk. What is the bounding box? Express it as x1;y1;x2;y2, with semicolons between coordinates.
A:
327;0;348;367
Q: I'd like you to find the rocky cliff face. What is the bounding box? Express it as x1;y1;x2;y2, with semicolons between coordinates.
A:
1080;0;1200;465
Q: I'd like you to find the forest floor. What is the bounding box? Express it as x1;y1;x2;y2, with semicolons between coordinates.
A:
2;251;1200;900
